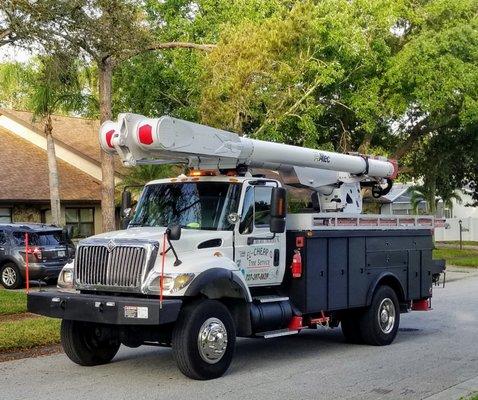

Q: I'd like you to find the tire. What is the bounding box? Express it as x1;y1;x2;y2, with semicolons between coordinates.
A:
0;263;23;289
341;311;364;344
46;277;58;286
359;285;400;346
61;320;120;366
172;300;236;380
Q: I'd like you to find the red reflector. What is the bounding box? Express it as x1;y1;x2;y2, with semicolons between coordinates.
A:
296;236;304;248
412;299;430;311
288;316;303;331
138;124;153;145
105;129;115;148
389;158;399;179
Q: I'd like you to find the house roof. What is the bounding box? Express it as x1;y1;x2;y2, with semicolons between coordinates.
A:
0;109;127;177
0;127;101;202
381;183;411;203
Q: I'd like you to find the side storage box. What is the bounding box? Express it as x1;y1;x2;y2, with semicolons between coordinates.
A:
286;229;434;314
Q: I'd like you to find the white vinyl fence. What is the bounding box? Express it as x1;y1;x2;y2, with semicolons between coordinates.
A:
434;217;478;242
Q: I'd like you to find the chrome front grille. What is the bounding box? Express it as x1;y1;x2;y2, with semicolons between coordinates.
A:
75;243;152;289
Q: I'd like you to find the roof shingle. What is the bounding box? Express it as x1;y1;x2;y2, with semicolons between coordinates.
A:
1;109;126;176
0;127;101;202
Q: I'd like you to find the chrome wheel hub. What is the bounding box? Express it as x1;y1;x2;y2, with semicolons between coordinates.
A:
378;298;396;334
197;317;228;364
2;266;16;287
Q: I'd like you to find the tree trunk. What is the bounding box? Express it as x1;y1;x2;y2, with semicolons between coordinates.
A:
358;132;372;154
99;57;116;232
45;115;62;226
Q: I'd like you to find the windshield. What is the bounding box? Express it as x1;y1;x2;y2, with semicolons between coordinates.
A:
13;231;67;246
130;182;241;231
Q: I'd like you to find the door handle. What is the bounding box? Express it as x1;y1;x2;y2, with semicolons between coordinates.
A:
273;249;280;266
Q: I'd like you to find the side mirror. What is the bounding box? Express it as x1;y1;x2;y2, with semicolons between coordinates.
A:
62;225;73;240
271;187;287;218
270;187;287;234
121;190;132;216
270;217;286;234
167;225;181;241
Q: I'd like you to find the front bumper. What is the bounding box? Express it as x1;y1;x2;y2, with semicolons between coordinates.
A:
27;291;182;326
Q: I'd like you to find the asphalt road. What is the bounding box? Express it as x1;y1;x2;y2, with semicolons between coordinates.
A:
1;275;477;400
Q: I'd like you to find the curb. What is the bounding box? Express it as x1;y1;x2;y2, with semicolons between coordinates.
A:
424;376;478;400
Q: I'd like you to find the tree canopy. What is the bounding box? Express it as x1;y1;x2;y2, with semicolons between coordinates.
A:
1;0;477;208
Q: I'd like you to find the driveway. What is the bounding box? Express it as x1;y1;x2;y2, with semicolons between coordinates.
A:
0;275;477;400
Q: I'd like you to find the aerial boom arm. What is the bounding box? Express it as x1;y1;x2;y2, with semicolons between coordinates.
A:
100;113;398;212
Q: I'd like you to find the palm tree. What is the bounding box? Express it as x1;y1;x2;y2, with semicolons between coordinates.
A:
29;53;85;226
409;184;462;217
410;187;427;215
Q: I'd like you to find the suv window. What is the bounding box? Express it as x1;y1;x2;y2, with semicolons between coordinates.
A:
13;231;67;246
0;231;6;245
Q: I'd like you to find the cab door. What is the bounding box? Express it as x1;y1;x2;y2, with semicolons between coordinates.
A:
234;180;286;287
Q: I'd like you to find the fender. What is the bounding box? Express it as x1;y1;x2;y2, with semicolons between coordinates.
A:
184;267;252;302
0;256;22;269
366;271;406;305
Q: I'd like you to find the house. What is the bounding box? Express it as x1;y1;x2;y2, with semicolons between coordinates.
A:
378;184;429;216
0;109;125;238
375;182;478;242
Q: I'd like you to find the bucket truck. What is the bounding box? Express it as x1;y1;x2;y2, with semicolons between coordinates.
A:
28;113;445;380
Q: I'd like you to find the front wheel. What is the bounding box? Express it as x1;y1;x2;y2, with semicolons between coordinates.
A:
172;300;236;380
359;285;400;346
61;320;120;366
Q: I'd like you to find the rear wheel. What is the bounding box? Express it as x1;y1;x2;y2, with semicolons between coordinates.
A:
0;263;23;289
172;300;236;380
341;311;364;344
359;285;400;346
61;320;120;366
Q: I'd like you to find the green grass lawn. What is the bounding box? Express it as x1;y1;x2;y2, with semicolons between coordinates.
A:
440;241;478;246
0;317;60;351
433;248;478;268
0;289;27;315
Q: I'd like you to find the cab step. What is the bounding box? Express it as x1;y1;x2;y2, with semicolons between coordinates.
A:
253;295;289;303
255;328;299;339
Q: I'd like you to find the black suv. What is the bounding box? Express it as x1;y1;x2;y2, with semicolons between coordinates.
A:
0;223;75;289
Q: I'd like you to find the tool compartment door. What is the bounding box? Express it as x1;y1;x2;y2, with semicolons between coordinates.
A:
327;238;348;310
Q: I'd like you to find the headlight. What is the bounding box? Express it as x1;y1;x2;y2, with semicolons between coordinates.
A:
147;273;195;294
57;265;74;289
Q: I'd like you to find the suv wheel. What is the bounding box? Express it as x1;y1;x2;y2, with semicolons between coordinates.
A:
1;263;23;289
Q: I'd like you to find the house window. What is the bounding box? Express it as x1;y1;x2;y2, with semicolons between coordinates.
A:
65;208;95;238
0;208;12;223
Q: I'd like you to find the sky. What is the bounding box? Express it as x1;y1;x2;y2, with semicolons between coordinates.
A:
0;44;33;63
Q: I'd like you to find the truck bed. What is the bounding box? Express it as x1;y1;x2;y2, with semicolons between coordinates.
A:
285;228;442;314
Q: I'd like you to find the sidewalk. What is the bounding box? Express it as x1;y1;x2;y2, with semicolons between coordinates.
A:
424;376;478;400
444;266;478;283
